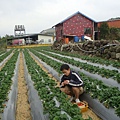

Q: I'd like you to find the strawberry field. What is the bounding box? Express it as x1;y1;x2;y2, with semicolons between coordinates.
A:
0;47;120;120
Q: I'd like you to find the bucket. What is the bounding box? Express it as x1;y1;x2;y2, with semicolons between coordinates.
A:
74;36;79;42
81;35;84;41
65;38;69;44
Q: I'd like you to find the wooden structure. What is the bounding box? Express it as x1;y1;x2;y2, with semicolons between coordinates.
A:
54;11;97;41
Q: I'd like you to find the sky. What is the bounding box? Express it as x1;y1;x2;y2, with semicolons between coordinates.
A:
0;0;120;37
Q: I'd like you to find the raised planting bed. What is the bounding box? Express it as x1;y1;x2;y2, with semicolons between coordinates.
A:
0;49;13;63
0;51;5;55
29;49;120;118
29;49;120;90
44;50;120;73
36;46;120;68
23;52;48;120
0;51;6;56
79;72;120;117
24;49;91;120
0;51;19;120
0;53;14;70
35;49;120;83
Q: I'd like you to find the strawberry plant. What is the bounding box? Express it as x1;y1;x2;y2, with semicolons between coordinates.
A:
32;49;120;83
29;48;120;117
24;49;91;120
0;49;13;63
0;50;19;113
37;46;120;68
116;106;120;117
0;50;6;56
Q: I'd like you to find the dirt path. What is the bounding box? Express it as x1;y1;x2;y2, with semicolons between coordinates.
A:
29;52;101;120
16;52;32;120
82;109;101;120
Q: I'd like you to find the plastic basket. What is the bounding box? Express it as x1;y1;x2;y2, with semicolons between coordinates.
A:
77;101;88;112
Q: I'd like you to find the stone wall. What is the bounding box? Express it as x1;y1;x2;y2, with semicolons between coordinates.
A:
52;40;120;61
79;40;120;60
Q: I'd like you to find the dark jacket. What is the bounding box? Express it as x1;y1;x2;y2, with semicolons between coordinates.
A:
60;71;83;88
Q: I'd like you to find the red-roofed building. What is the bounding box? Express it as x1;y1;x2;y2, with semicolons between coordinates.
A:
98;19;120;28
54;11;98;41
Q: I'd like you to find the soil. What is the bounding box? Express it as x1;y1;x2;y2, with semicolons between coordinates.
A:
16;52;32;120
82;109;101;120
29;52;101;120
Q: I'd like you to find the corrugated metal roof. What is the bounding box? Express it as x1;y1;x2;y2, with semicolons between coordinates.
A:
40;28;55;35
54;11;96;26
7;33;53;40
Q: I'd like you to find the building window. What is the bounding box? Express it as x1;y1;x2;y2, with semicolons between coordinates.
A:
48;39;51;42
84;28;91;34
40;39;44;42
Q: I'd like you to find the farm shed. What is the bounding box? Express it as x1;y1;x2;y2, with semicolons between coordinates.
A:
37;34;54;44
7;33;54;47
54;11;98;41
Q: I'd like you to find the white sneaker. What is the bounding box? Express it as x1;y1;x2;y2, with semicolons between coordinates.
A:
69;96;74;102
75;98;80;103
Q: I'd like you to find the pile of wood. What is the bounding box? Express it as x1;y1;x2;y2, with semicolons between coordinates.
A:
51;39;64;50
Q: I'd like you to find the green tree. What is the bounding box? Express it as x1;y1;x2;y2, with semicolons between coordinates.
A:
99;22;109;40
109;27;120;40
0;34;14;49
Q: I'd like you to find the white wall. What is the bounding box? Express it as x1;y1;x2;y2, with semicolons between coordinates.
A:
38;35;53;44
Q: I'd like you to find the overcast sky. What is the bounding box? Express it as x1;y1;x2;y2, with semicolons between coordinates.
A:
0;0;120;37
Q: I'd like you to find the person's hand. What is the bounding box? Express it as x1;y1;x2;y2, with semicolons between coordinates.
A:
64;80;69;85
61;82;65;86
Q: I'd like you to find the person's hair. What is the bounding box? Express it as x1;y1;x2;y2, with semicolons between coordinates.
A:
60;64;70;71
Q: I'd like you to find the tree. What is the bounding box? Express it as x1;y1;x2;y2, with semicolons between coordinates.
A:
0;34;14;49
109;27;120;40
99;22;109;40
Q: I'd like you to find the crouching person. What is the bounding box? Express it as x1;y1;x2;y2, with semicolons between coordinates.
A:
60;64;84;103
